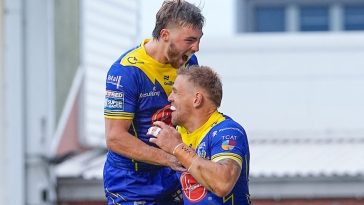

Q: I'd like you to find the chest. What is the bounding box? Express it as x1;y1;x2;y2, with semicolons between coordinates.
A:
136;78;169;112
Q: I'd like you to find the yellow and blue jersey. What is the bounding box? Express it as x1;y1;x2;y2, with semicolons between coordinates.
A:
178;112;250;205
103;39;198;204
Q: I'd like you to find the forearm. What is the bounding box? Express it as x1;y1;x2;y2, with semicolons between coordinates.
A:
107;132;172;166
188;157;237;195
174;144;240;197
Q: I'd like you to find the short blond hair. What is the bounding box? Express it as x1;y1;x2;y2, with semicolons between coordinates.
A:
178;65;222;107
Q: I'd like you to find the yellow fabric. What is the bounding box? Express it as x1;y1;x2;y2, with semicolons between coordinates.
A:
177;111;225;149
120;39;177;96
212;153;243;168
104;111;134;120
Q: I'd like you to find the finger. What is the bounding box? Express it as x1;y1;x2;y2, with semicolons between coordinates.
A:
149;137;157;144
153;121;169;129
174;166;187;172
147;126;161;137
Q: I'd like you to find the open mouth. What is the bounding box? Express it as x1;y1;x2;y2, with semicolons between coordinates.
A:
170;105;176;111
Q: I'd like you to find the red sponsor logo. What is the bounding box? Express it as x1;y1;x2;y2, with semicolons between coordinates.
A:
180;172;207;202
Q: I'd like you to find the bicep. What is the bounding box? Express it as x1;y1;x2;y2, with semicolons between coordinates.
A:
104;65;139;118
216;158;241;179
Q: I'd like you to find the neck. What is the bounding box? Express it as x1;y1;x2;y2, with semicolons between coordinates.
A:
184;107;217;133
144;38;168;64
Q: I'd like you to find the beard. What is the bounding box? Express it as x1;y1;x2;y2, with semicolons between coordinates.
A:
167;42;188;68
171;118;178;127
171;112;179;126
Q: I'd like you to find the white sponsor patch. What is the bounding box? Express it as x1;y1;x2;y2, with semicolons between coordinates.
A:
106;90;124;98
104;90;124;110
104;99;124;109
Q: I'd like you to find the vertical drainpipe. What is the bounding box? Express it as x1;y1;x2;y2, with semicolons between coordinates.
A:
4;0;26;205
23;0;56;204
0;1;4;204
46;0;56;203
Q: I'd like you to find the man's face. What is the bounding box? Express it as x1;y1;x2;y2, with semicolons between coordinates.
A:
165;26;203;68
168;75;194;126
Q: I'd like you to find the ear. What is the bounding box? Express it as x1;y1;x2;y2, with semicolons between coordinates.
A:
160;29;170;41
193;92;203;108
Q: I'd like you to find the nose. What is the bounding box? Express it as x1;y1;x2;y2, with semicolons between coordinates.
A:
191;41;200;53
168;93;174;102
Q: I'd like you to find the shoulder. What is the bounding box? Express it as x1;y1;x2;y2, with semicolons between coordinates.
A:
211;116;247;138
119;44;148;68
108;46;144;76
106;46;146;92
208;116;248;167
207;115;248;147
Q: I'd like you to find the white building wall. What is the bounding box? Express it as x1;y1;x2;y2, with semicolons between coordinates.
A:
139;0;236;40
80;0;141;147
3;0;56;204
79;0;364;152
197;33;364;138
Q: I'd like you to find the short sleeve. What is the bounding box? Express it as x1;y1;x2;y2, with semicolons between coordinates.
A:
210;126;248;168
104;63;139;119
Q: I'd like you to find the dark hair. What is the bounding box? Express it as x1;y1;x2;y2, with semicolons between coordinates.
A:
178;65;222;107
152;0;205;39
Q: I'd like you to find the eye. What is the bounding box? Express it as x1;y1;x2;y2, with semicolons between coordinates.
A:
185;38;195;43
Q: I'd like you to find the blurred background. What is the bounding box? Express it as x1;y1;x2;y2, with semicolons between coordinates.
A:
1;0;364;205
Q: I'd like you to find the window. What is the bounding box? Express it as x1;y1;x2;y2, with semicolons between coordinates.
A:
300;6;329;31
240;0;364;33
254;6;285;32
344;5;364;30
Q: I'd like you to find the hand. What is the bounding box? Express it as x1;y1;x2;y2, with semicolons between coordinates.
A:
167;154;187;172
148;121;183;154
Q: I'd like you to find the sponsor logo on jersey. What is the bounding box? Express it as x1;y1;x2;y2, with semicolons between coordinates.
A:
222;135;237;140
105;90;124;98
105;90;124;110
163;75;174;86
104;99;124;109
180;172;207;203
106;75;122;89
196;142;207;158
139;86;161;98
164;80;174;86
127;56;144;64
222;139;237;151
